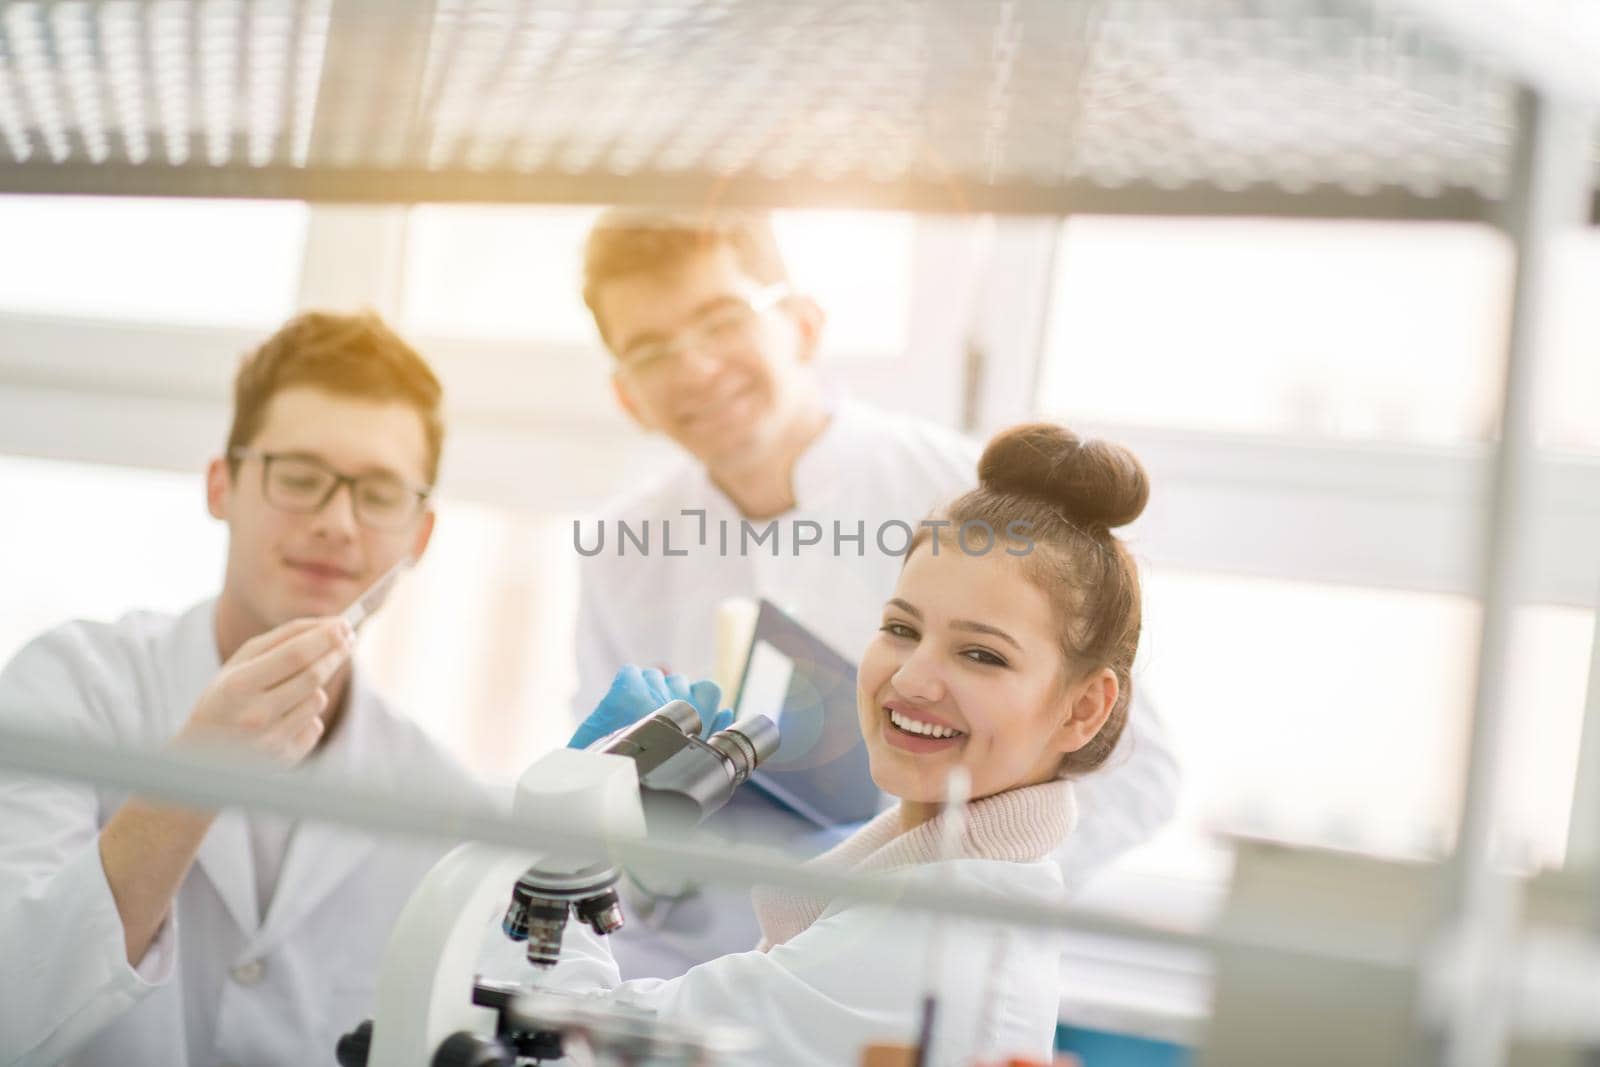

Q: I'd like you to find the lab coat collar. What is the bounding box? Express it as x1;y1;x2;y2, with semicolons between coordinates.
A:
195;812;257;940
246;659;386;958
174;601;261;940
691;393;862;519
789;393;861;510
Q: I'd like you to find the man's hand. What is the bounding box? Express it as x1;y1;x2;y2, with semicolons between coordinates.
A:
103;616;353;966
174;616;354;766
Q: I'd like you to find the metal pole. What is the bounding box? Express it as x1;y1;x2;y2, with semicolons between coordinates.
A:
1567;579;1600;1067
1434;86;1596;1067
0;720;1425;974
33;725;1600;1048
1566;582;1600;872
0;723;1184;944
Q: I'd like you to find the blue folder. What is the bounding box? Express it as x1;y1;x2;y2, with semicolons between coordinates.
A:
732;599;884;829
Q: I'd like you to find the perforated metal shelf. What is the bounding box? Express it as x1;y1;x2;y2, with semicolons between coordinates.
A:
0;0;1592;219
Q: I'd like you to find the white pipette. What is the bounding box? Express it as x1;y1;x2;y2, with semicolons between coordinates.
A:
341;558;412;632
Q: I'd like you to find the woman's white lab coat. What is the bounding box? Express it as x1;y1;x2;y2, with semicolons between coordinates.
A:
548;856;1066;1066
0;601;487;1067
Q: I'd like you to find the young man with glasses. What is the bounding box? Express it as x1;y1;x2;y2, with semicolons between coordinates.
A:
0;311;491;1065
572;210;1181;978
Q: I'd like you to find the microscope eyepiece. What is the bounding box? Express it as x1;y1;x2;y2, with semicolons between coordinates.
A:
707;715;780;784
653;699;704;736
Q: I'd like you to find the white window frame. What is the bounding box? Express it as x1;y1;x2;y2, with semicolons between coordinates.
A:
2;207;1598;605
0;204;982;508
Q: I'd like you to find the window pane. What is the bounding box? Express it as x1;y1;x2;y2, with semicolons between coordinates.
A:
402;204;603;344
0;455;226;663
402;204;913;358
357;501;581;779
1139;569;1595;867
1541;231;1600;453
1495;603;1596;867
1039;217;1510;445
769;210;913;359
0;196;306;327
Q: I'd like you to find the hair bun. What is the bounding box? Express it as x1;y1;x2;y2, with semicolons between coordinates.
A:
978;423;1149;530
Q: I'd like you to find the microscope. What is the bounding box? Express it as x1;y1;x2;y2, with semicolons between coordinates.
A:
337;701;780;1067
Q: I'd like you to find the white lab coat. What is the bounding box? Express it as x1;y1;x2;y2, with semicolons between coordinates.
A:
574;396;1180;973
0;600;491;1067
542;856;1067;1067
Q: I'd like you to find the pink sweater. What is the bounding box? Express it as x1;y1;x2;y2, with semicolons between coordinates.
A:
751;778;1077;949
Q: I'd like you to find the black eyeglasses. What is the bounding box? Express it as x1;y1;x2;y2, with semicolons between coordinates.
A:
229;448;431;532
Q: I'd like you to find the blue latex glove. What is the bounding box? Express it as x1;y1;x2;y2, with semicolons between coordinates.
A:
568;665;732;750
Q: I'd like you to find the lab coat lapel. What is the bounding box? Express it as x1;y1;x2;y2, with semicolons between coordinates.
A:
246;670;382;957
167;601;263;936
194;809;262;935
788;396;855;512
249;817;375;957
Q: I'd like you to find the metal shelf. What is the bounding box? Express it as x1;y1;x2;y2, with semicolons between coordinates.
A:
0;0;1590;219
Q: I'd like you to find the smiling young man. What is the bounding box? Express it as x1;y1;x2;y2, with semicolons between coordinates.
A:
573;210;1181;978
0;311;488;1065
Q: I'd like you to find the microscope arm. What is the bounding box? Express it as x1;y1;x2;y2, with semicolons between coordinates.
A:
366;748;646;1067
367;842;533;1066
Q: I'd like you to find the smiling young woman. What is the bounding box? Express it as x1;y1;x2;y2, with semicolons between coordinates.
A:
857;422;1148;830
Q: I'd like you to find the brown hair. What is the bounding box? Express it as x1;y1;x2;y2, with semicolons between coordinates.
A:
226;310;445;483
915;423;1148;776
582;208;789;347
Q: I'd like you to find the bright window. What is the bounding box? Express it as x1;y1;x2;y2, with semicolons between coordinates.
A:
0;455;224;658
1138;569;1595;868
401;205;914;358
1040;217;1511;445
769;210;913;359
1041;217;1600;453
402;205;603;345
0;196;306;327
1540;232;1600;453
357;500;581;779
